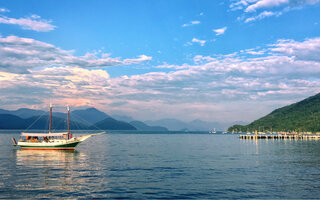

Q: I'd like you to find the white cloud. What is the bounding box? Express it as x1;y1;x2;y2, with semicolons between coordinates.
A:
241;48;266;55
245;11;281;22
245;0;289;12
232;0;320;12
0;35;152;73
191;38;206;46
0;15;56;32
0;8;10;12
193;55;217;63
271;37;320;62
231;0;320;22
182;20;201;27
213;26;227;35
30;14;41;19
156;63;190;70
230;0;250;10
184;41;193;46
192;21;200;25
0;66;111;109
123;55;152;64
244;0;320;12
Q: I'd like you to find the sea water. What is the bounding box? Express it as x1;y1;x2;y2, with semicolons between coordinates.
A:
0;130;320;199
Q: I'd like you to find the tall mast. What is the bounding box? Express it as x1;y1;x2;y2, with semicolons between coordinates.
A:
49;103;52;133
67;106;70;139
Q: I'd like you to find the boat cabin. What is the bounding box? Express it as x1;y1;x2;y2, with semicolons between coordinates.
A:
19;132;73;143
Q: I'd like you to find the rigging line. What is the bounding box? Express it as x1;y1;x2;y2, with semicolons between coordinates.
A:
45;113;50;133
73;117;81;131
23;111;48;132
67;115;75;132
64;117;68;132
71;112;104;132
74;120;82;135
48;112;61;132
72;113;88;131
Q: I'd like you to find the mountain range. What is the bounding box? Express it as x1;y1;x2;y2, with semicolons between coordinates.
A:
228;93;320;133
0;106;243;131
111;114;232;131
144;118;244;131
0;107;166;131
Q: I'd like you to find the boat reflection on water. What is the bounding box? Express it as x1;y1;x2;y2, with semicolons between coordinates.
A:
13;149;92;198
16;149;82;166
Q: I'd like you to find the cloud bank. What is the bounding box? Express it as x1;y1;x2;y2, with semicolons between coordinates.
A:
231;0;320;23
0;14;56;32
1;36;320;122
0;35;152;73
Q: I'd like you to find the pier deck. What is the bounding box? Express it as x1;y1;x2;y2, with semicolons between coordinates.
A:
239;134;320;140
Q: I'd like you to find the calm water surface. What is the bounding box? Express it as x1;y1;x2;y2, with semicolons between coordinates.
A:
1;130;320;199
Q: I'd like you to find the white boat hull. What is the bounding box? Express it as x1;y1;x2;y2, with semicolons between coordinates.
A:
16;132;104;150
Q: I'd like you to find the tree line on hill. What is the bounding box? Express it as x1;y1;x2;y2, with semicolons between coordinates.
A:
228;93;320;133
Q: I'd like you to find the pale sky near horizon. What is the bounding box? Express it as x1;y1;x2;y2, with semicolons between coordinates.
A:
0;0;320;123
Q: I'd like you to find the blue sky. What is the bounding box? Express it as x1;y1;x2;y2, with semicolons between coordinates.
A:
0;0;320;123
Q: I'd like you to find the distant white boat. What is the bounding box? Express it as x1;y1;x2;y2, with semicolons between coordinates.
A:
209;128;216;134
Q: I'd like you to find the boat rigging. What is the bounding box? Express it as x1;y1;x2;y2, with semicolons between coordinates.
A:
11;104;104;150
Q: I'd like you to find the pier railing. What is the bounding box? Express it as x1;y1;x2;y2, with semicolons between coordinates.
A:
239;134;320;140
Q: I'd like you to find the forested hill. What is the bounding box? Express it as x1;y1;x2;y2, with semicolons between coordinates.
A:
228;93;320;133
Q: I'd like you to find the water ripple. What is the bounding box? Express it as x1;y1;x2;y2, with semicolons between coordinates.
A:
0;132;320;198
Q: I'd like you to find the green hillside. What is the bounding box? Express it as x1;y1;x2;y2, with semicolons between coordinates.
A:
228;93;320;133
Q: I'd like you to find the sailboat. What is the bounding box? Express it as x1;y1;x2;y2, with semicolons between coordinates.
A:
11;104;104;150
209;128;216;134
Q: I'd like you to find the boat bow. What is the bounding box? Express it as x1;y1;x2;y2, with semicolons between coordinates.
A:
76;132;105;142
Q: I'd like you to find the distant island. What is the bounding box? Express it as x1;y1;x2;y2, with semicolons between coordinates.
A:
228;93;320;133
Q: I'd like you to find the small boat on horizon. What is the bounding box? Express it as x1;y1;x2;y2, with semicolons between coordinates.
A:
209;128;217;134
11;104;104;150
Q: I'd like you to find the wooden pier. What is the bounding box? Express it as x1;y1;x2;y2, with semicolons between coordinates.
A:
240;134;320;140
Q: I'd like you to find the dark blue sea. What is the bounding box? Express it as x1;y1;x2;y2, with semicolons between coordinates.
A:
1;130;320;199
